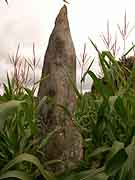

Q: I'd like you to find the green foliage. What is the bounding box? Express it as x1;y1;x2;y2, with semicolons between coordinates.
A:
58;168;108;180
0;153;56;180
1;22;135;179
0;73;59;179
64;40;135;179
59;136;135;180
74;41;135;174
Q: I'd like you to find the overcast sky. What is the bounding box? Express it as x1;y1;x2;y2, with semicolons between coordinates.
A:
0;0;135;93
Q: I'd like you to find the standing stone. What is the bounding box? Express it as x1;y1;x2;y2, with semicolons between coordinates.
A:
38;5;83;172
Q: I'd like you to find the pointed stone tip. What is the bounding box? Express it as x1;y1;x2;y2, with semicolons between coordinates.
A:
61;4;67;11
55;5;68;25
59;5;67;15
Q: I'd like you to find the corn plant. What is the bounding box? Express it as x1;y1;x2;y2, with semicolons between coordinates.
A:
0;47;62;179
100;21;120;57
74;40;135;169
0;153;56;180
117;11;135;55
77;44;91;93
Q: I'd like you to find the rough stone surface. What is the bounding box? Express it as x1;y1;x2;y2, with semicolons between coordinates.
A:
38;5;83;172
